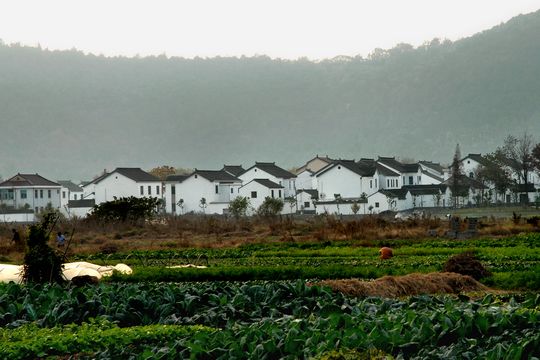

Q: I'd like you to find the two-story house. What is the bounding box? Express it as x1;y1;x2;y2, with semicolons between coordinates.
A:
0;173;62;216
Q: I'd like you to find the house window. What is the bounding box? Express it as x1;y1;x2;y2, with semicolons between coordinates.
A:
140;186;144;195
417;176;421;183
156;186;160;195
370;180;373;188
40;190;43;198
20;190;27;199
271;190;275;198
148;186;152;195
409;176;413;185
35;207;38;213
251;191;257;198
215;185;219;194
375;202;379;208
74;194;78;200
279;190;282;197
469;172;474;178
171;185;175;195
35;190;38;198
304;202;310;208
403;176;405;184
375;179;377;188
62;191;66;199
230;188;234;194
48;190;51;198
172;203;176;213
387;179;389;187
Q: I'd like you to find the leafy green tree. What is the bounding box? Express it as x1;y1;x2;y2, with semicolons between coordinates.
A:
22;213;64;284
228;197;249;219
257;197;284;217
89;196;161;223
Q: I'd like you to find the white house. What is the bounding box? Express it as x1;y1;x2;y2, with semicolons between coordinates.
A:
238;178;286;215
296;189;319;214
57;180;84;214
0;173;62;216
403;185;447;209
87;168;163;205
314;159;377;201
239;162;297;197
367;188;409;213
165;170;242;215
66;199;96;218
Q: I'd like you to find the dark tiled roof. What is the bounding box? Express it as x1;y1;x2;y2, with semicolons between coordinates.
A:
165;175;189;183
68;199;96;208
245;162;296;179
376;164;400;177
0;174;60;187
194;170;241;182
57;180;83;192
89;168;160;185
421;170;444;182
377;157;419;173
403;184;446;196
461;154;492;167
316;159;376;177
297;189;319;199
377;188;408;200
222;165;245;177
252;179;284;189
419;161;444;174
115;168;160;182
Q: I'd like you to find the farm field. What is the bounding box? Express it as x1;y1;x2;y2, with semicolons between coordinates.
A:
0;217;539;359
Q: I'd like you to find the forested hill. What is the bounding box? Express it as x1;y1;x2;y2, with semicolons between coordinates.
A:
1;10;540;180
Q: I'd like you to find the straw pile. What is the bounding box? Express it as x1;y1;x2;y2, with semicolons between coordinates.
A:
317;272;488;298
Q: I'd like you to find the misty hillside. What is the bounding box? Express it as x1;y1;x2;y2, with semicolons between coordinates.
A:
1;10;540;180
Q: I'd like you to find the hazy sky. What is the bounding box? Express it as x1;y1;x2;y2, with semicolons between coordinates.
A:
1;0;540;59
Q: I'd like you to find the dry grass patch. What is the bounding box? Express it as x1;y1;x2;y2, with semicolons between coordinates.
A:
317;272;488;298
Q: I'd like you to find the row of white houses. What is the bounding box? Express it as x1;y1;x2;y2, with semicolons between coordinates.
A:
1;153;540;221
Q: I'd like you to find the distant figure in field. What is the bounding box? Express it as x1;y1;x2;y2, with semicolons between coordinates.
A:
11;229;21;245
379;247;393;260
56;232;66;247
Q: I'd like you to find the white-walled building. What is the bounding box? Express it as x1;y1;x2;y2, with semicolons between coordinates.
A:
66;199;96;218
314;159;377;201
165;170;242;215
239;162;297;197
368;188;409;213
295;169;315;190
87;168;162;205
0;173;62;215
57;180;84;214
296;189;319;214
238;178;285;215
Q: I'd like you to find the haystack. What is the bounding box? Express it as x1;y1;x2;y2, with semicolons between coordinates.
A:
317;272;487;298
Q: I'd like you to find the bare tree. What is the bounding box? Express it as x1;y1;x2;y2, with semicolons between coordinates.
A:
496;132;535;202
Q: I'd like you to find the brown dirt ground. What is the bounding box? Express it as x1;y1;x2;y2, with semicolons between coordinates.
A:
316;272;489;298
